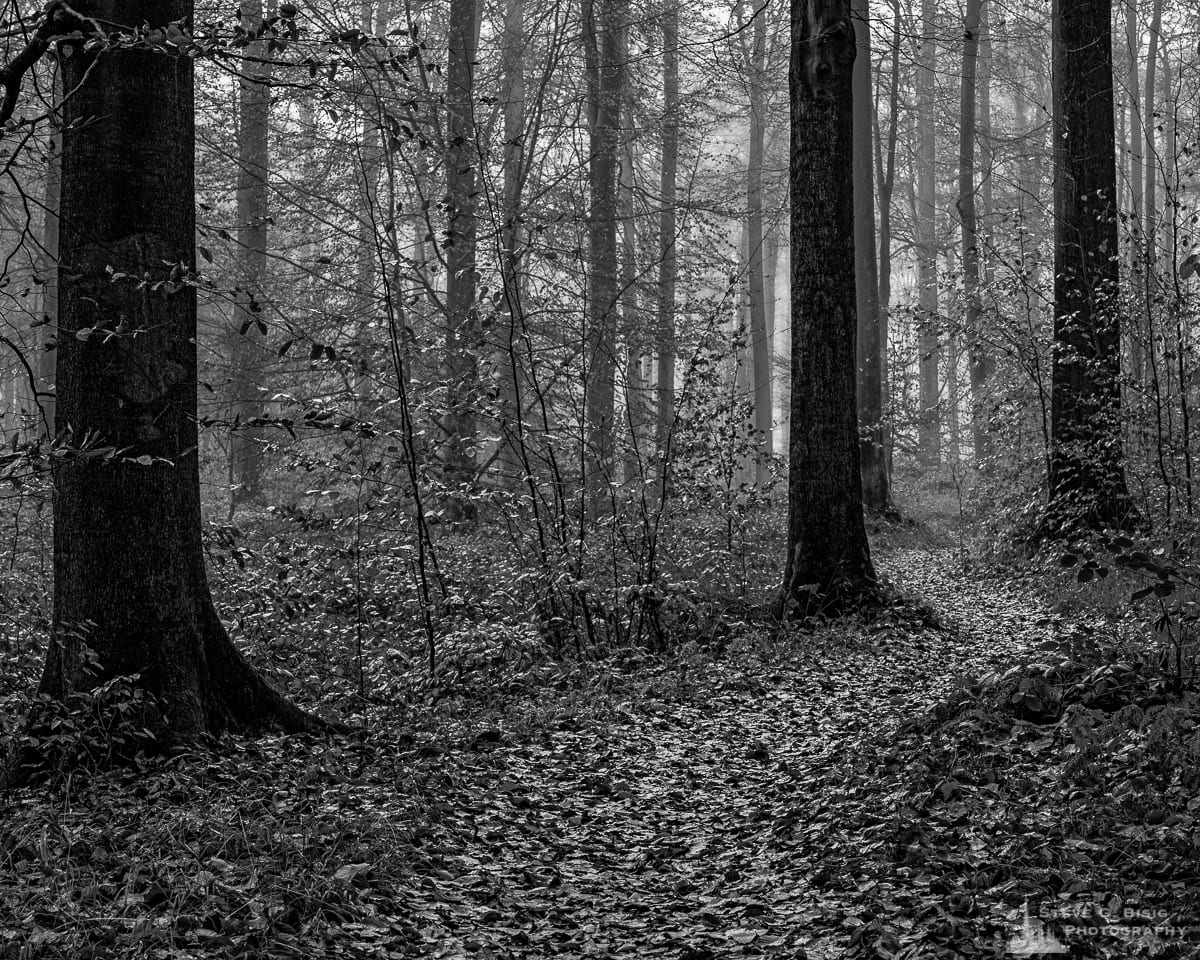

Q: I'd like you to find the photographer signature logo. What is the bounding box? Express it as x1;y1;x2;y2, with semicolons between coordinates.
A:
1007;901;1068;956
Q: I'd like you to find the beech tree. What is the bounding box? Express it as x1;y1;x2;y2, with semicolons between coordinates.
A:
783;0;875;613
6;1;325;777
1047;0;1133;530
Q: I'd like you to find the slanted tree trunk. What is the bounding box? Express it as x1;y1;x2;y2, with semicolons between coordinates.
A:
656;0;678;489
783;0;876;614
958;0;990;464
1047;0;1134;531
442;0;480;522
583;0;624;513
744;2;773;492
230;0;272;505
851;0;888;512
32;0;323;765
916;0;940;465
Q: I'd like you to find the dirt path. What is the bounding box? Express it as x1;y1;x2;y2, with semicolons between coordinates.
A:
386;546;1060;958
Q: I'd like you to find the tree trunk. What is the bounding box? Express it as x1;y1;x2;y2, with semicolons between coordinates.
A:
230;0;272;505
745;3;773;492
1048;0;1134;531
851;0;888;512
355;0;389;412
583;0;624;513
784;0;876;614
1125;0;1144;387
916;0;940;465
958;0;990;465
875;0;901;478
656;0;678;489
442;0;480;522
1142;0;1163;250
497;0;526;486
620;21;644;486
35;0;322;761
38;117;61;437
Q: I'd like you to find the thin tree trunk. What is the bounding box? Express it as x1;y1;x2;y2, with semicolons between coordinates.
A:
852;0;888;511
497;0;526;486
784;0;875;614
231;0;272;505
1048;0;1134;531
1142;0;1163;249
582;0;623;514
38;115;61;437
916;0;940;465
958;0;990;464
620;21;643;485
443;0;480;521
1125;0;1145;387
875;0;900;478
745;2;772;492
656;0;678;488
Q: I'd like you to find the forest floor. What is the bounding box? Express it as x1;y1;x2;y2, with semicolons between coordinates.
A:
2;516;1199;959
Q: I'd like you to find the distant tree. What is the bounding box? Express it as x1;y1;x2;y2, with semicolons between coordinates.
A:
5;2;326;783
655;0;679;490
230;0;271;505
915;0;940;466
783;0;876;614
1047;0;1134;530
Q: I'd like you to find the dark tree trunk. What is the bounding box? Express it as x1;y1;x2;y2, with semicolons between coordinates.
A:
1047;0;1134;530
442;0;481;522
33;1;323;761
783;0;876;614
851;0;888;513
583;0;623;513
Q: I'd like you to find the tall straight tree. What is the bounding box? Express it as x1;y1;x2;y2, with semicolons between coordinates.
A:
1048;0;1134;530
850;0;887;511
957;0;989;464
743;0;773;491
443;0;481;521
582;0;624;512
784;0;875;613
656;0;679;488
230;0;271;504
915;0;940;465
31;0;321;758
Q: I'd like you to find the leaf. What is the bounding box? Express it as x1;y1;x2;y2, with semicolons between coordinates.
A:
75;327;93;341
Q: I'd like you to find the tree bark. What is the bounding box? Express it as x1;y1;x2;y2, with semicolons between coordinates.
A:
583;0;624;513
851;0;888;512
1047;0;1134;531
497;0;526;486
915;0;940;465
442;0;480;521
34;0;323;761
875;0;900;477
957;0;990;464
656;0;678;489
784;0;876;614
230;0;272;505
745;2;773;491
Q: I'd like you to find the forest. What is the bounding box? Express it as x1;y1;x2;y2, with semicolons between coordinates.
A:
0;0;1198;956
